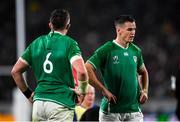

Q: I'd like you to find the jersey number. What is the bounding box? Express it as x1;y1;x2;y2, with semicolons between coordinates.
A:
43;53;53;73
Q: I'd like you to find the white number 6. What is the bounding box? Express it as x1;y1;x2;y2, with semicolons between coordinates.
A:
43;52;53;73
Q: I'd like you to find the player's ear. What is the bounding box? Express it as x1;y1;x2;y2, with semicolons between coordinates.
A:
66;23;71;30
116;27;121;34
49;22;53;29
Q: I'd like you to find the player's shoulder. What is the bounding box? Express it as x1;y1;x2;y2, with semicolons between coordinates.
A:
63;35;75;41
103;41;114;47
97;41;114;51
29;35;46;46
130;43;142;52
94;41;114;55
63;35;78;45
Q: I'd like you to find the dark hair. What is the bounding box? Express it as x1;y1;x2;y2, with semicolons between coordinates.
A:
114;15;135;26
50;9;70;30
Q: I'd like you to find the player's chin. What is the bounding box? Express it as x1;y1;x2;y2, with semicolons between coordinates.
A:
127;39;133;42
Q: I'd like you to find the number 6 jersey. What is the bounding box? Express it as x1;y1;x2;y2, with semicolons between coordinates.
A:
21;31;81;109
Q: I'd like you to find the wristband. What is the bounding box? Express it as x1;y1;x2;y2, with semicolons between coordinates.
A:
23;88;32;98
78;81;88;94
141;89;148;94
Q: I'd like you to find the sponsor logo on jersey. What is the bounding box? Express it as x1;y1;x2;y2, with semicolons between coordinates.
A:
113;55;119;64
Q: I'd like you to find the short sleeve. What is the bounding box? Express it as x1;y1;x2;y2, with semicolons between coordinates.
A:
87;48;105;70
21;44;32;66
68;40;81;61
137;50;144;70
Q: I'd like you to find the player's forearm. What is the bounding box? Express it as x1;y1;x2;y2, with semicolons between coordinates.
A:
138;65;149;93
12;71;33;99
77;70;89;81
85;63;105;92
141;70;149;94
72;58;89;81
11;58;30;92
11;71;28;92
89;77;105;92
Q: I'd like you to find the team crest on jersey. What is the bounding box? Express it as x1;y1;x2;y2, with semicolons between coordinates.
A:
133;56;137;63
113;56;119;64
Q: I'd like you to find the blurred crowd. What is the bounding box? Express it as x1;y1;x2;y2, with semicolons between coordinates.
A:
0;0;180;102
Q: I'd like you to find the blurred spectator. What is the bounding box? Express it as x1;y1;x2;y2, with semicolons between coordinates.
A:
74;84;98;121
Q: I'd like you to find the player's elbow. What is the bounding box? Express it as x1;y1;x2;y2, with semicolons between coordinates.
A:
138;65;148;76
11;67;20;78
143;68;148;77
11;67;17;78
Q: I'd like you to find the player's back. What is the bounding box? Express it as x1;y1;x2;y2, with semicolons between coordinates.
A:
27;31;80;108
30;32;74;86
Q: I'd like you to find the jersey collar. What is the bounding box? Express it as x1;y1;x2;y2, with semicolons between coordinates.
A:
50;31;65;35
113;40;129;49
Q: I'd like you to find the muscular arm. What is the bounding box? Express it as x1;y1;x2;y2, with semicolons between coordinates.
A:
138;65;149;93
71;56;89;94
11;58;29;92
85;63;104;91
11;58;33;103
85;62;117;103
138;64;149;104
71;57;88;81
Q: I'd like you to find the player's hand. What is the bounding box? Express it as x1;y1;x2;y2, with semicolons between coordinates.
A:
102;88;117;104
70;87;85;105
139;90;148;104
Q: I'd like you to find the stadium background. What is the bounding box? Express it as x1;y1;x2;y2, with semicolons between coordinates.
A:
0;0;180;121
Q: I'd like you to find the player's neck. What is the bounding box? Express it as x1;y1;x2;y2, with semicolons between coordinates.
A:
115;38;129;48
54;29;67;35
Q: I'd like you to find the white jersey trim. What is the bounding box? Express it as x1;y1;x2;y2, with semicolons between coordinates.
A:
70;55;82;64
87;60;97;70
113;40;129;49
19;57;29;65
52;31;65;35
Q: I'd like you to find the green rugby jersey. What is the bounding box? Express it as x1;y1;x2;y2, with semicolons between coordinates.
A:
21;31;81;109
88;40;144;113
